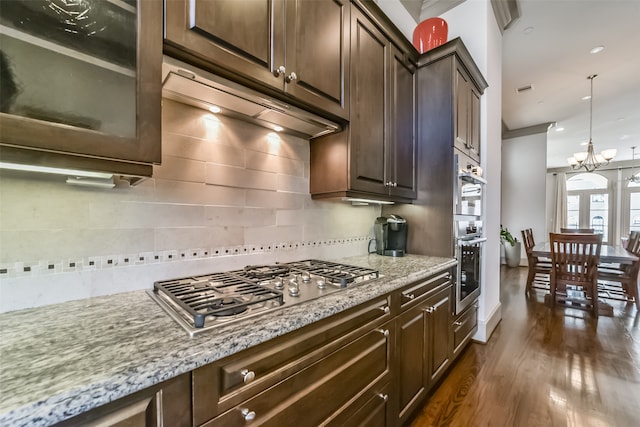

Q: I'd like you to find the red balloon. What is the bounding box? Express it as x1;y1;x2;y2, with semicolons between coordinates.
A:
413;18;448;53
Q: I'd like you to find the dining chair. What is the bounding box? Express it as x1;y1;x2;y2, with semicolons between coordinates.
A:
560;228;595;233
521;229;551;295
549;232;602;317
598;235;640;309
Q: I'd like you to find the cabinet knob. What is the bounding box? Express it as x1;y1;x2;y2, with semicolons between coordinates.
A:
377;393;389;402
424;306;435;313
404;293;415;300
274;65;286;77
376;328;390;337
285;71;298;83
378;305;390;314
392;182;398;187
240;408;256;421
240;369;256;384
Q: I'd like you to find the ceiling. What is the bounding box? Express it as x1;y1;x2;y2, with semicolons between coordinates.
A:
393;0;640;170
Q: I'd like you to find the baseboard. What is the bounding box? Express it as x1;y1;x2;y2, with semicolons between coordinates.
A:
472;301;502;343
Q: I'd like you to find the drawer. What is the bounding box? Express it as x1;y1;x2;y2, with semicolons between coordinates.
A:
193;296;391;425
453;302;478;355
398;271;451;311
203;324;392;427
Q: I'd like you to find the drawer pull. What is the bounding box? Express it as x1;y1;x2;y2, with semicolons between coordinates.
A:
240;369;256;384
424;306;435;313
240;408;256;422
378;305;390;314
376;328;390;337
405;293;415;300
377;393;389;402
453;321;463;327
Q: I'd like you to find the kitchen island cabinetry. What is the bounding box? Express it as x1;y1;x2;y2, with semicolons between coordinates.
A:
163;0;350;120
0;0;162;181
395;271;452;425
310;5;416;203
54;373;191;427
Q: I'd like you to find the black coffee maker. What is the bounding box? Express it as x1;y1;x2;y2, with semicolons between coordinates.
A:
374;214;408;257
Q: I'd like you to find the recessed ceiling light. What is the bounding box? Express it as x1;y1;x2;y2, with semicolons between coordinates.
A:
523;26;534;34
581;140;589;146
590;45;605;54
208;105;221;113
273;125;284;132
581;95;591;101
555;127;564;132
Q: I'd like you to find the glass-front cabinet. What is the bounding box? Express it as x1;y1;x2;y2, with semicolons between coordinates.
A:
0;0;162;180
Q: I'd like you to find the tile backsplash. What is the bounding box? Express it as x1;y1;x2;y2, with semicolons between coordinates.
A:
0;99;380;313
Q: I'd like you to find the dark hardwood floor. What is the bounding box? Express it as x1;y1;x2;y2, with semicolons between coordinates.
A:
409;266;640;427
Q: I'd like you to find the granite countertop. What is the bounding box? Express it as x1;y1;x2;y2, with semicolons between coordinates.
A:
0;254;456;426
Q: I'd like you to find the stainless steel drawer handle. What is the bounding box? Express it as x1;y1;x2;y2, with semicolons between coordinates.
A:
240;369;256;384
378;305;390;314
376;328;390;337
377;393;389;402
240;408;256;421
453;321;463;326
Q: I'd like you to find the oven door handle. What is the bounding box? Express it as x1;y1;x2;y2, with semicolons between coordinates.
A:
458;237;487;246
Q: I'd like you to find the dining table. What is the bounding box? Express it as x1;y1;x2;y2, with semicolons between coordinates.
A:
531;242;638;315
531;242;639;265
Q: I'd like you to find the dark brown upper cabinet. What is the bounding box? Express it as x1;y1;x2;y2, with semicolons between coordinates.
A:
0;0;162;180
310;5;416;203
417;38;487;163
163;0;350;121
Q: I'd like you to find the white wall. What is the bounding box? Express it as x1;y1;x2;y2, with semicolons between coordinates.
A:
502;132;548;263
442;0;503;342
0;100;380;312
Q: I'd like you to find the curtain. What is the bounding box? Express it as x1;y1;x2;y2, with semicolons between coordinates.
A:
552;172;567;232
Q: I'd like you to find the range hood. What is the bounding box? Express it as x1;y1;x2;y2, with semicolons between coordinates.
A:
162;56;341;139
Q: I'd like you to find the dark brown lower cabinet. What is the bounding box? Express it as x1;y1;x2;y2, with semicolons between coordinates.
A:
395;275;452;425
55;268;477;427
53;373;191;427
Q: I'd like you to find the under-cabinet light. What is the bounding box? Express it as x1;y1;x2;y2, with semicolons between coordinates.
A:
0;162;113;179
66;176;116;188
342;198;395;205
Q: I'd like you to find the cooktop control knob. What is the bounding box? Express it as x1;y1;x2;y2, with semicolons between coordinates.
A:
301;272;311;282
273;277;284;290
288;285;300;297
317;278;326;289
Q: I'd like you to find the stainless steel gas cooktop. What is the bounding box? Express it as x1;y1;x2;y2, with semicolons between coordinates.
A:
148;260;380;337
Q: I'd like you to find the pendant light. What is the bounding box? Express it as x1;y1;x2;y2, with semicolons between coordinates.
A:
567;75;616;172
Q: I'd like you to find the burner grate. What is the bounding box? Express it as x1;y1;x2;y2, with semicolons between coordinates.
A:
155;273;284;328
287;259;379;288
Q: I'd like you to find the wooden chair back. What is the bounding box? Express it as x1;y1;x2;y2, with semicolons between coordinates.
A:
521;229;535;253
549;232;602;316
560;228;595;233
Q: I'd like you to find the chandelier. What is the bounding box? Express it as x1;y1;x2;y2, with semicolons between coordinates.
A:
629;146;640;183
567;74;616;172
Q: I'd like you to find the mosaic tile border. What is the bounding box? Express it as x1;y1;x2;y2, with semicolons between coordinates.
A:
0;236;371;278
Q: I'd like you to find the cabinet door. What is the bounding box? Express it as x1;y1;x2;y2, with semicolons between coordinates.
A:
0;0;161;174
454;66;470;155
164;0;285;91
468;86;481;162
349;7;389;195
389;46;416;199
425;286;452;384
395;305;428;424
284;0;349;119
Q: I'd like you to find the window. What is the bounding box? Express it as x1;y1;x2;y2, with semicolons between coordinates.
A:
566;173;611;242
622;176;640;235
